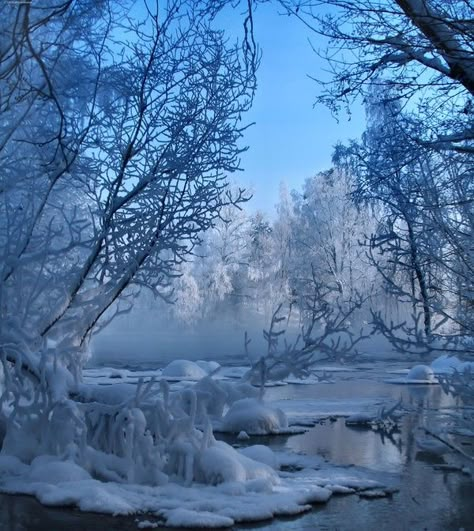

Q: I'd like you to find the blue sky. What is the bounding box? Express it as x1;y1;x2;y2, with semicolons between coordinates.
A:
217;3;366;213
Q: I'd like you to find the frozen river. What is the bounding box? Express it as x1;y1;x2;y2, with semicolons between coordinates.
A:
0;361;472;530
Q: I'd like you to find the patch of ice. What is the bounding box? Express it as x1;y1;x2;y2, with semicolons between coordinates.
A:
78;382;137;404
83;368;162;385
415;436;449;456
137;520;159;529
164;508;233;528
272;397;387;425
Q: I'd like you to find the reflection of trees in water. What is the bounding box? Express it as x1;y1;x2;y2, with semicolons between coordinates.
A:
402;384;456;465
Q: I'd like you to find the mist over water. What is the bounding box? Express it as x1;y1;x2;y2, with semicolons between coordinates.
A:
91;307;279;367
90;301;399;368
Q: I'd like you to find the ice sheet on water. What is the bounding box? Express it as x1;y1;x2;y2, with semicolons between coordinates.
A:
164;508;234;528
271;397;388;425
82;368;162;385
83;363;231;386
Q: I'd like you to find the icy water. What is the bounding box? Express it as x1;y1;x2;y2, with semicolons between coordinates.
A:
0;362;473;530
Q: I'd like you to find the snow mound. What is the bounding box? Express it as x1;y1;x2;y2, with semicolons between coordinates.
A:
220;398;288;435
162;360;208;380
195;360;221;374
164;508;233;528
29;457;92;484
195;440;278;486
386;364;437;385
239;445;279;469
407;365;435;382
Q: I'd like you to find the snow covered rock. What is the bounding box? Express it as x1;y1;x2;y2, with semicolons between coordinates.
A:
162;360;208;380
221;398;288;435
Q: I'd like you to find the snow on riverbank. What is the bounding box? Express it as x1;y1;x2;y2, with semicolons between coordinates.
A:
0;449;397;528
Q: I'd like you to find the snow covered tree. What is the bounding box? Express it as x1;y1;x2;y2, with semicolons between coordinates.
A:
283;0;473;151
334;86;474;355
1;0;255;363
291;168;376;308
0;0;258;479
278;0;474;355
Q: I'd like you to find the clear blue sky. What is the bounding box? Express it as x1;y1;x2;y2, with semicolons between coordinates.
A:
216;3;366;214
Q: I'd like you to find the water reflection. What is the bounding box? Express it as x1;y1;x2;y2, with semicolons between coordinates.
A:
287;419;405;473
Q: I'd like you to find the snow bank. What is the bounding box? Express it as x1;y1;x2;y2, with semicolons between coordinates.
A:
1;460;392;526
220;398;288;435
0;458;339;527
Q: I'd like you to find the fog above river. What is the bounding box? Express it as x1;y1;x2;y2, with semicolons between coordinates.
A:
90;305;397;367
